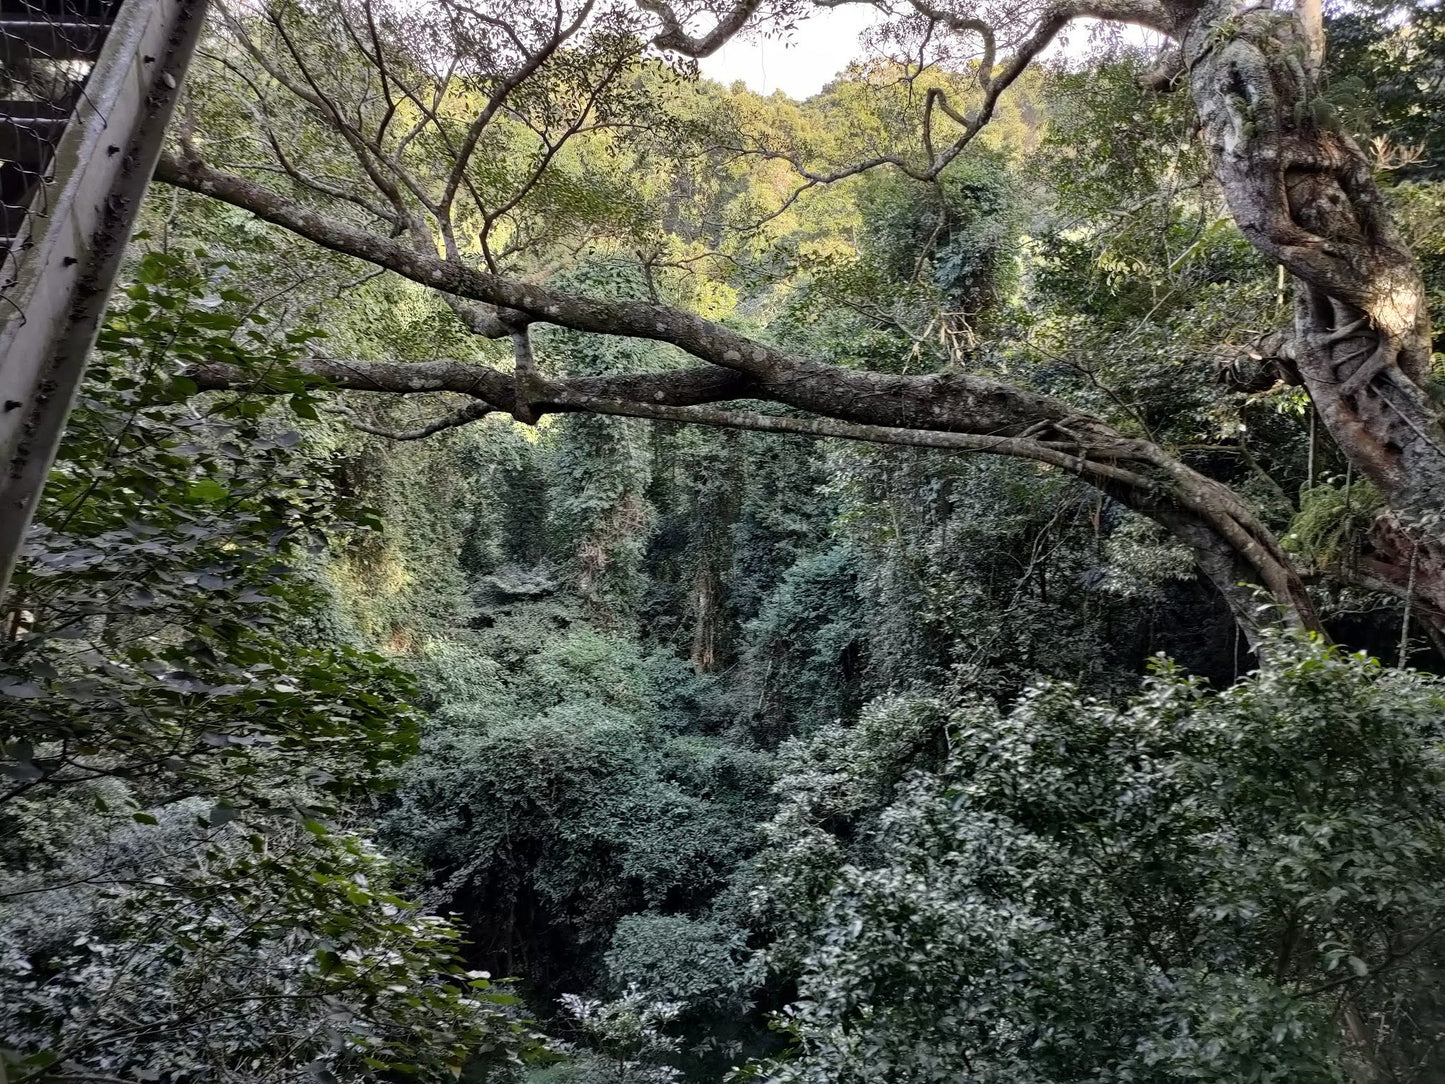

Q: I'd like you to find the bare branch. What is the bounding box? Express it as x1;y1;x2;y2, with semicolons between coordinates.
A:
331;400;495;439
727;0;1176;185
442;0;597;215
639;0;765;57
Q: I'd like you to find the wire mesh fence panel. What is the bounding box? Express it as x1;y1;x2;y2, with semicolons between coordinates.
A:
1;0;119;310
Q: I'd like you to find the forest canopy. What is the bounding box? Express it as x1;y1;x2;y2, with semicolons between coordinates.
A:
5;0;1445;1080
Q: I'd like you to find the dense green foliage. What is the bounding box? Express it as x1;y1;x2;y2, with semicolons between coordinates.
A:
0;260;544;1082
754;635;1445;1082
6;2;1445;1081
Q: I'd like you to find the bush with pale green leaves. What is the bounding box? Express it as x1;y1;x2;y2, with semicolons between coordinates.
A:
751;634;1445;1082
1;820;542;1083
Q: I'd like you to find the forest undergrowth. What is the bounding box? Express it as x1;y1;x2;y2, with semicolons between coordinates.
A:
6;0;1445;1080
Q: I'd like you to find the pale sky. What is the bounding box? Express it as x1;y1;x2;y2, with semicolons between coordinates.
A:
697;7;1161;100
697;6;886;98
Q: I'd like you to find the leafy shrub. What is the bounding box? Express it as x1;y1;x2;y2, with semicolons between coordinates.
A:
753;635;1445;1082
605;915;749;1015
0;254;541;1082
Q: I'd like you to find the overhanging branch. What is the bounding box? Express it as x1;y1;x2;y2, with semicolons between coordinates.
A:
184;351;1319;637
329;400;494;439
549;393;1158;491
155;151;1078;437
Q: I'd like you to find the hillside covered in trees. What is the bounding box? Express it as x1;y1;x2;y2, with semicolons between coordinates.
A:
6;0;1445;1080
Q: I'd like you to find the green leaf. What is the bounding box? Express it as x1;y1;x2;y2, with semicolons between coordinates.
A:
187;478;229;503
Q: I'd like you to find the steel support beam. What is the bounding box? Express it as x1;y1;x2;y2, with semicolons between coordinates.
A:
0;0;209;601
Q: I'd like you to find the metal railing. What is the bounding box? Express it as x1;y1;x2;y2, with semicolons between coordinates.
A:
0;0;208;600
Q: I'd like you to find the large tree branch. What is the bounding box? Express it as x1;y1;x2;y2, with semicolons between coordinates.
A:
185;356;758;412
157;152;1318;638
185;350;1319;639
551;395;1152;486
155;152;1077;438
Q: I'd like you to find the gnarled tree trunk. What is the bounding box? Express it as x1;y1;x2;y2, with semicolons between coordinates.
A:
1182;0;1445;620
